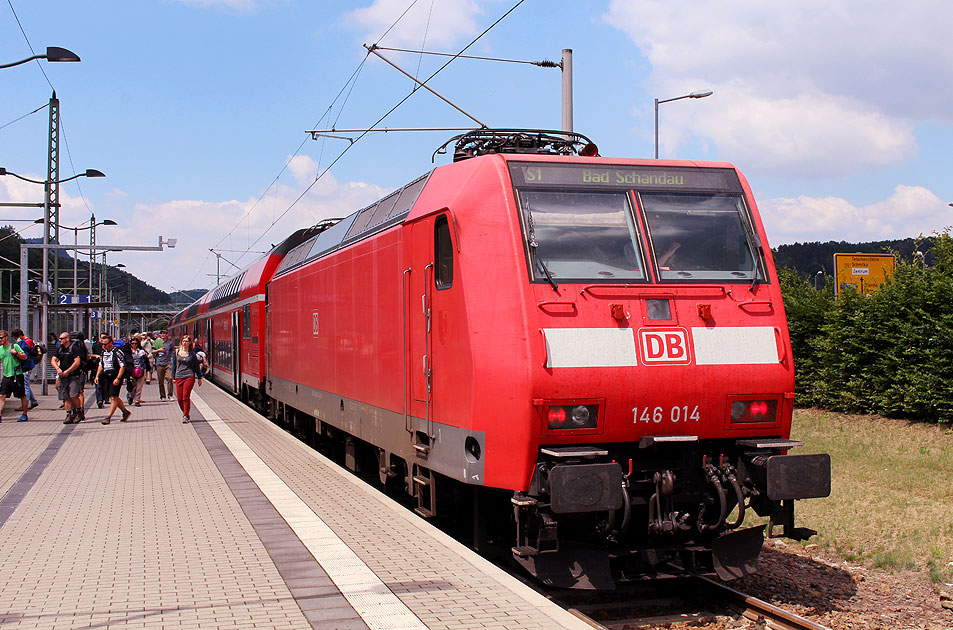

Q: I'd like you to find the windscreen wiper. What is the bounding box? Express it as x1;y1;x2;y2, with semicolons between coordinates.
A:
524;203;558;292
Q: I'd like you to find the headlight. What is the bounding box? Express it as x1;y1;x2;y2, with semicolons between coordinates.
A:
547;404;598;430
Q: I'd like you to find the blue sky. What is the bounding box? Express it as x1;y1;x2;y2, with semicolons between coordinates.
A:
2;0;951;294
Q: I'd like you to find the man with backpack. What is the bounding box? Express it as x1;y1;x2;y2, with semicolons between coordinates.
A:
53;331;85;424
12;329;38;409
0;329;30;422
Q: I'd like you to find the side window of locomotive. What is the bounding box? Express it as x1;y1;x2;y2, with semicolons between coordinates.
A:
640;192;763;283
516;190;645;283
434;215;453;290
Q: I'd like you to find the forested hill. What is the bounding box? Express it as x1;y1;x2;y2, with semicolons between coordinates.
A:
1;227;208;305
773;237;938;277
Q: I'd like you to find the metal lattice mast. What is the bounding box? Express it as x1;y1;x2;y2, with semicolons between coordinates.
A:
46;91;60;308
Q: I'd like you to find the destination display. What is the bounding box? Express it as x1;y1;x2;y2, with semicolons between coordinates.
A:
509;163;741;192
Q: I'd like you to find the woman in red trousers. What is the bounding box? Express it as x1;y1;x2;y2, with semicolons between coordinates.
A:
171;334;203;423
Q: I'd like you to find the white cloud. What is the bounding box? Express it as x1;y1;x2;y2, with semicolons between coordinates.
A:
760;185;952;245
2;164;389;294
103;167;387;293
660;81;916;178
286;154;318;186
604;0;953;176
0;176;98;232
347;0;484;48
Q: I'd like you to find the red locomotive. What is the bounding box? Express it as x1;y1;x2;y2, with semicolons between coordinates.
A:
172;130;830;588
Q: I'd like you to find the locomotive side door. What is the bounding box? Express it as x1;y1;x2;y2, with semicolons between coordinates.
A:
407;213;454;440
408;219;434;416
231;310;241;394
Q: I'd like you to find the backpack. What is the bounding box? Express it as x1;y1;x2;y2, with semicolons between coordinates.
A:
69;332;89;362
16;340;35;371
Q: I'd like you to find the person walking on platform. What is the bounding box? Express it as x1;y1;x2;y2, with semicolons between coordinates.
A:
141;332;153;384
152;330;174;400
89;335;104;408
0;330;30;422
172;334;203;423
12;329;38;409
53;332;85;424
129;337;148;407
95;333;131;425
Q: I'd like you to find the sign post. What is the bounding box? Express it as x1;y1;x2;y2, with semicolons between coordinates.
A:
833;253;896;296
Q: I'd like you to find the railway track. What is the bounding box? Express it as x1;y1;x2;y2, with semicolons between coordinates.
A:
553;575;831;630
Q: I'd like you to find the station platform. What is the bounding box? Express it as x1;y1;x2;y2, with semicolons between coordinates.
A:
0;382;592;630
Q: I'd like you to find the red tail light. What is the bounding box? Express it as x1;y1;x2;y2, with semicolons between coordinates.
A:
730;399;778;424
548;407;568;428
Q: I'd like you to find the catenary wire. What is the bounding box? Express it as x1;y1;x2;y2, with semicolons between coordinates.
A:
413;0;436;85
5;0;53;90
195;0;430;288
5;1;97;223
238;0;527;256
209;0;424;265
0;102;49;132
374;46;557;66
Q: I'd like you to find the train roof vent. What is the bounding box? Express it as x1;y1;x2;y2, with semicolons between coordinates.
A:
433;128;599;162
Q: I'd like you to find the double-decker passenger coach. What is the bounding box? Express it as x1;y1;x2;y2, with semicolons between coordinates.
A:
175;131;830;589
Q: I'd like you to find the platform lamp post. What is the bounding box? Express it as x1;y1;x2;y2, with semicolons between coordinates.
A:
112;264;127;337
654;89;713;159
89;215;118;336
0;167;104;394
0;46;80;69
34;215;116;333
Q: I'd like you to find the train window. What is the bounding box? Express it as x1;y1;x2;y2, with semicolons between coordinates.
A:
366;190;400;229
242;305;251;340
345;202;379;238
435;215;453;289
516;190;646;283
387;175;428;220
640;193;764;283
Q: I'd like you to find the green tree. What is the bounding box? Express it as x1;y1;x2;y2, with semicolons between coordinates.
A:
778;267;834;403
789;231;953;423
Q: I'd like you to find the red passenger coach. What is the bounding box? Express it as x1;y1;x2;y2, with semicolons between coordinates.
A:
171;225;333;404
184;131;830;589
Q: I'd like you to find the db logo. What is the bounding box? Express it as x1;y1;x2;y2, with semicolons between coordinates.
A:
639;329;691;364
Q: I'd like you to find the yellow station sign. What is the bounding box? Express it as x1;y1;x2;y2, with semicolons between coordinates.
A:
834;253;896;296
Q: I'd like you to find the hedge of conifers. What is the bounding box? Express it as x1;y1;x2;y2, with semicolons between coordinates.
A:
780;230;953;424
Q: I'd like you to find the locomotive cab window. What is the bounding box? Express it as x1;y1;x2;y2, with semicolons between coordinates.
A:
640;192;765;283
516;190;646;284
435;215;453;289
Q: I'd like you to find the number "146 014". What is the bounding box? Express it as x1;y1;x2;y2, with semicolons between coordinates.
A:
633;406;700;423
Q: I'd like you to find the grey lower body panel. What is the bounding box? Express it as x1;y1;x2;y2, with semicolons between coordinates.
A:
267;375;485;486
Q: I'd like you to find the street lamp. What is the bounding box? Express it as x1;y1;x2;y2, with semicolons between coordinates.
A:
34;215;117;332
0;46;80;70
1;166;105;394
654;89;713;159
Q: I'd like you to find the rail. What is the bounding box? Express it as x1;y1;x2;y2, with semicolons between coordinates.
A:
699;576;832;630
557;576;832;630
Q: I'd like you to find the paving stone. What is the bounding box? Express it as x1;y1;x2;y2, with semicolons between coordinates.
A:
0;382;593;629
